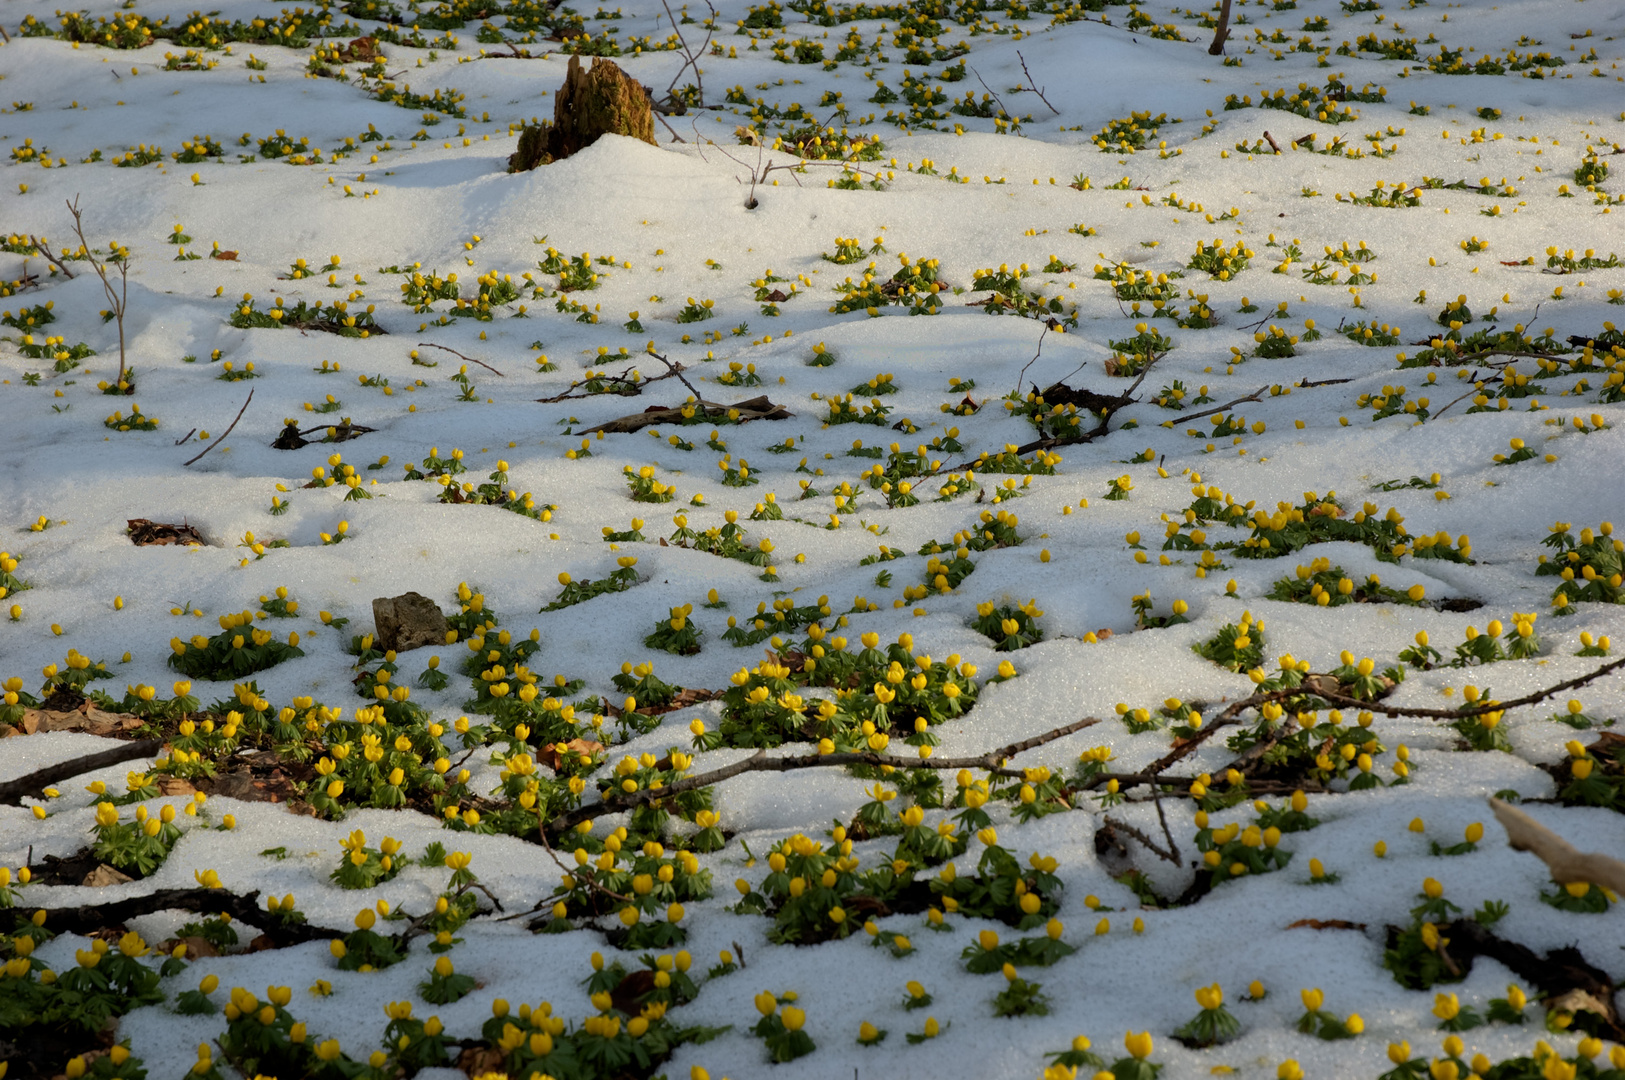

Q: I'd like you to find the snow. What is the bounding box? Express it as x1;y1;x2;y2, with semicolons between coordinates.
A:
2;0;1625;1075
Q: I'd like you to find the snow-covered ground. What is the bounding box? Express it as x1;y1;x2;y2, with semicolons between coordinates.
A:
2;0;1625;1075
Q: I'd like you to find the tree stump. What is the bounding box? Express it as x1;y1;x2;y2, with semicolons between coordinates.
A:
372;592;449;652
508;54;655;172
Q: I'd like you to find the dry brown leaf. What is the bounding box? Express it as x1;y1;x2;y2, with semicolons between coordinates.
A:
82;863;133;888
540;738;606;771
157;935;220;959
157;776;197;797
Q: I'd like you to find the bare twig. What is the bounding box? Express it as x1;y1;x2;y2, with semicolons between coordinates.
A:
1149;783;1179;862
541;717;1102;834
1103;816;1179;864
64;196;129;385
969;66;1012;123
648;350;704;400
1428;384;1484;421
182;388;253;467
658;0;717;109
577;394;790;436
1170;386;1272;426
26;234;74;279
537;820;635;904
1298;375;1353;388
1015;51;1059;116
415;341;505;376
536;359;693;404
173;428;198;446
1010;322;1053;399
709;128;881;207
1308;655;1625;720
654;110;687;143
1262;130;1282;154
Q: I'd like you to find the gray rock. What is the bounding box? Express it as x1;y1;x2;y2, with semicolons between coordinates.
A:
372;592;449;653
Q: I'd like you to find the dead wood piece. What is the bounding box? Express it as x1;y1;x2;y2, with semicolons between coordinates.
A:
508;55;655;171
372;591;450;653
127;518;205;546
1285;918;1367;931
273;418;377;450
1035;381;1128;414
272;420;309;450
26;888;340;947
578;395;792;435
0;739;162;805
1490;797;1625;896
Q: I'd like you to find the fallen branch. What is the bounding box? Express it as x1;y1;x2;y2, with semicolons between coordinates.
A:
1490;797;1625;895
272;417;377;450
985;353;1170;461
647;349;705;400
24;888;338;947
1428;383;1483;421
26;234;75;280
0;740;163;805
536;358;702;403
1165;385;1271;427
577;394;792;435
1102;816;1178;864
541;717;1101;835
415;341;505;377
1309;655;1625;720
182;387;253;467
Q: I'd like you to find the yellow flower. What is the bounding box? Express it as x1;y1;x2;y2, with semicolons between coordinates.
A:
1124;1031;1153;1060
